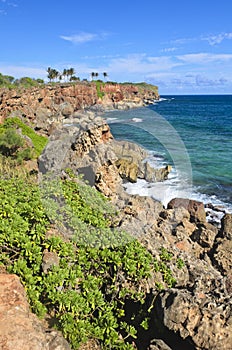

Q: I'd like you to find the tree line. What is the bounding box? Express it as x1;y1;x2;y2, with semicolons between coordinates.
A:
47;67;108;83
47;67;79;82
0;72;44;88
0;69;109;89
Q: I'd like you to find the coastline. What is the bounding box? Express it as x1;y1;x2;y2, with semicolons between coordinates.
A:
1;83;232;349
102;97;232;225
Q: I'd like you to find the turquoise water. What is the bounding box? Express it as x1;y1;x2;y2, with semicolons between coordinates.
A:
103;95;232;212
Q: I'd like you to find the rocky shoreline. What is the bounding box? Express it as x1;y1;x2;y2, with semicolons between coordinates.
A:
32;112;232;348
0;83;231;349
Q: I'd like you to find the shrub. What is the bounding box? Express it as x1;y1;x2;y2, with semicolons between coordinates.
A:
0;172;179;349
0;128;24;157
1;117;48;156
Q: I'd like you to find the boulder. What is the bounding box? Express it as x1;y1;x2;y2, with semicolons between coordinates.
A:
220;213;232;239
153;287;232;350
115;158;138;183
144;163;172;182
111;139;147;178
60;102;74;117
167;198;206;223
190;222;217;249
0;273;71;350
213;237;232;275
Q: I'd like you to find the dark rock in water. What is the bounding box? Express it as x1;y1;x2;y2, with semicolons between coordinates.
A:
143;163;172;182
167;198;206;223
111;139;172;183
205;203;227;227
205;202;226;213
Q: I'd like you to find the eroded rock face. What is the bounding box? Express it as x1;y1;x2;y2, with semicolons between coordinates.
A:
112;139;172;183
0;82;159;134
2;95;232;349
0;274;71;350
212;213;232;293
126;200;232;349
167;198;206;223
154;287;232;350
115;158;138;183
220;213;232;240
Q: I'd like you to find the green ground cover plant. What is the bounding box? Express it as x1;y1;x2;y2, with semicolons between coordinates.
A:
0;170;180;349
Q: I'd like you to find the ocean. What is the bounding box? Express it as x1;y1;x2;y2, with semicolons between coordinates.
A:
102;95;232;219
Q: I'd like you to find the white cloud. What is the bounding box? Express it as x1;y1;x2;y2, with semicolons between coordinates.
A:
171;32;232;48
177;53;232;64
171;37;197;45
0;65;46;78
195;75;228;86
0;0;17;15
202;32;232;46
161;47;178;53
60;32;109;44
106;54;182;76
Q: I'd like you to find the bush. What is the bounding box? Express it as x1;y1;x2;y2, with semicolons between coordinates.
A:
1;117;48;156
0;128;24;157
0;172;179;349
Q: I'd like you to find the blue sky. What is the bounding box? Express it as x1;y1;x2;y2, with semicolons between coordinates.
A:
1;0;232;94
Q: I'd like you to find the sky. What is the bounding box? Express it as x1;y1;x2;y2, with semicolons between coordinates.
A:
1;0;232;95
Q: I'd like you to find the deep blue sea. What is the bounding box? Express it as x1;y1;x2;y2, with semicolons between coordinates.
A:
103;95;232;215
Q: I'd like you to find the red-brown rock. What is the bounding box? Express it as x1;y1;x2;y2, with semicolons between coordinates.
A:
0;273;71;350
167;198;206;223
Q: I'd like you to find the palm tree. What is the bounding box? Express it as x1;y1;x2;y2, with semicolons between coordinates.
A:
67;68;75;81
70;76;80;82
103;72;108;81
47;67;53;82
91;72;96;81
53;69;59;82
62;69;68;82
47;67;59;82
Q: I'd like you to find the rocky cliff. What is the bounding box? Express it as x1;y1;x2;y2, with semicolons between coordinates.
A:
38;113;231;349
0;82;159;131
0;85;231;350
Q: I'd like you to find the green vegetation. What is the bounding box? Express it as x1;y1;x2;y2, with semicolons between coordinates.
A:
0;72;44;89
95;80;105;99
0;126;34;164
0;117;47;166
0;163;180;349
1;117;48;156
121;81;158;93
0;73;168;348
47;67;80;83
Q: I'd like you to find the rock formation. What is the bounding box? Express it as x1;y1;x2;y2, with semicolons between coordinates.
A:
0;273;71;350
0;83;231;350
38;113;232;349
0;82;159;135
39;113;172;200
